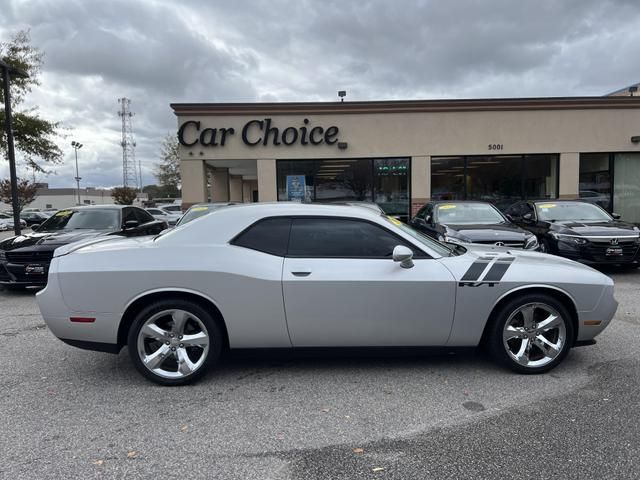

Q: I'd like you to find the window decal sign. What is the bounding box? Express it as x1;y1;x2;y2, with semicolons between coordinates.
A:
287;175;306;201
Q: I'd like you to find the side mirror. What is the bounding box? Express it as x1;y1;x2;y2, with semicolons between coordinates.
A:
124;220;140;230
425;215;433;224
392;245;414;269
611;212;621;220
30;223;40;231
523;213;534;223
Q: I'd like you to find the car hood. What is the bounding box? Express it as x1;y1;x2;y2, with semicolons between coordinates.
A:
0;229;113;252
549;220;639;237
444;223;530;242
53;235;152;257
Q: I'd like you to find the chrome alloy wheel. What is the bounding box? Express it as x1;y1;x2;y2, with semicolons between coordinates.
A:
502;303;566;368
136;309;210;379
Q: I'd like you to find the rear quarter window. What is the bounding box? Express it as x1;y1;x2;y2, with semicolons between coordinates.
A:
231;217;292;256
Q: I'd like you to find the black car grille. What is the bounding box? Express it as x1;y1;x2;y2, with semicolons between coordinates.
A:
474;240;525;248
5;251;54;264
585;240;639;263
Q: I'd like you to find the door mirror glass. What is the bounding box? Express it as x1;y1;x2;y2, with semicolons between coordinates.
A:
392;245;414;269
611;212;621;220
425;215;433;224
523;213;534;222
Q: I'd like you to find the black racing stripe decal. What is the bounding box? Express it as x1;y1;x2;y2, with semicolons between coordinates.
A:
460;260;492;281
482;257;515;282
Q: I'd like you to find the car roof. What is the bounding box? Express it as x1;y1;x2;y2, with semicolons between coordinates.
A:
159;202;388;244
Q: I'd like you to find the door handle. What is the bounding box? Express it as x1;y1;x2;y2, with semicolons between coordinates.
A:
291;271;311;277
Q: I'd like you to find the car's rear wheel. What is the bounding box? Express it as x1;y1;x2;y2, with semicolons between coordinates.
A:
486;294;573;374
127;299;222;386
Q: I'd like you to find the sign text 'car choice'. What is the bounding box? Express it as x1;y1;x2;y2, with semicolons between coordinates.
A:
178;118;340;148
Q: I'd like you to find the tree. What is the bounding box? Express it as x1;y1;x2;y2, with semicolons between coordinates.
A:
155;133;180;188
0;30;63;172
0;177;38;212
111;186;138;205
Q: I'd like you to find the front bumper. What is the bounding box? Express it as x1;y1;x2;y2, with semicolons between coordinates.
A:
0;260;50;286
553;239;640;265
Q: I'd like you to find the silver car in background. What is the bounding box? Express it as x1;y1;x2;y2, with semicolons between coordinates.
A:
37;203;617;385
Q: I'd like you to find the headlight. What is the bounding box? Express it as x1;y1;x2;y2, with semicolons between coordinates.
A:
524;236;539;250
550;232;588;245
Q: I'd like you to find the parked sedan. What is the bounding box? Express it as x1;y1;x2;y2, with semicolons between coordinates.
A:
37;203;616;385
0;213;27;231
145;207;182;226
0;205;167;289
20;211;50;226
410;201;539;250
504;200;640;266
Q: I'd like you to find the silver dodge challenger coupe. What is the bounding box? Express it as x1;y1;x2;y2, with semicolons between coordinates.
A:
36;203;617;385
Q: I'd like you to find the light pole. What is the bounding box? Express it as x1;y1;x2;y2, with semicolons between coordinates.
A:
1;59;29;236
71;141;83;205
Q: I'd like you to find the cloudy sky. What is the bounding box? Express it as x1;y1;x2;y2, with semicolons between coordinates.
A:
1;0;639;188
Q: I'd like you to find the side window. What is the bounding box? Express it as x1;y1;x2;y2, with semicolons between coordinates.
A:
415;205;427;219
424;203;434;220
133;208;154;224
232;217;292;256
122;208;137;226
288;218;420;258
506;202;523;217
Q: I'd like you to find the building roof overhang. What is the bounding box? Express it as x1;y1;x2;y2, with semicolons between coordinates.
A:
171;96;640;116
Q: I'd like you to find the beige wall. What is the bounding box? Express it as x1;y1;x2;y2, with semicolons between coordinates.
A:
256;159;277;201
177;105;640;207
211;168;229;202
559;152;580;198
180;160;207;209
177;109;640;161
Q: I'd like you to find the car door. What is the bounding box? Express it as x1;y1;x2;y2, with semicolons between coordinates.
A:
282;217;456;347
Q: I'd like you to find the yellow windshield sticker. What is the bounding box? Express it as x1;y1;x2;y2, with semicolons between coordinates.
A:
55;210;73;217
387;216;402;226
538;203;556;209
438;204;457;210
190;206;209;212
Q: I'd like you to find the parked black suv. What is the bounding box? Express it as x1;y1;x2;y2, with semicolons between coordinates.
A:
0;205;167;288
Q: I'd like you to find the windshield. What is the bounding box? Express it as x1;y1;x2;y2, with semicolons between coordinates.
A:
177;204;231;226
536;202;612;222
38;209;120;231
382;216;456;256
435;203;506;224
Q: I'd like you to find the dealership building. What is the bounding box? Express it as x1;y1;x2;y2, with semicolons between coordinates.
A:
172;92;640;223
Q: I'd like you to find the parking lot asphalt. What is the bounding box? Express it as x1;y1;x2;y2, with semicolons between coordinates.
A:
0;228;639;479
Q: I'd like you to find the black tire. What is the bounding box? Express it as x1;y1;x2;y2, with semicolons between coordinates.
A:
127;298;223;386
485;293;574;374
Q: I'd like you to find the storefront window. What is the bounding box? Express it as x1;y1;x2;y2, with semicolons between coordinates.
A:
613;153;640;224
277;158;410;219
432;154;559;211
431;157;465;200
579;153;611;211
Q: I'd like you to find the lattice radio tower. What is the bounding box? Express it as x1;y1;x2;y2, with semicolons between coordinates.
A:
117;98;141;189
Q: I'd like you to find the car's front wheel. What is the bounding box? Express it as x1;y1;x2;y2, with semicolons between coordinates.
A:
127;299;222;385
486;294;574;374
